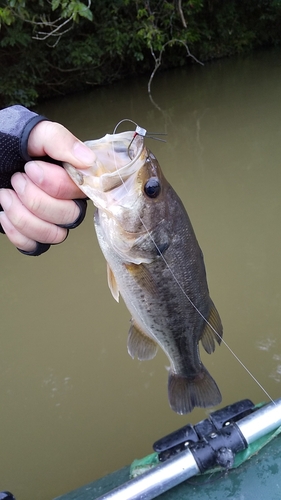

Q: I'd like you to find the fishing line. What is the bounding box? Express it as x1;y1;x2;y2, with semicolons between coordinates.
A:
137;218;275;405
110;122;275;406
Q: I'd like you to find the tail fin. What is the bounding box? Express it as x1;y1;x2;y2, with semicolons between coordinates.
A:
168;367;222;415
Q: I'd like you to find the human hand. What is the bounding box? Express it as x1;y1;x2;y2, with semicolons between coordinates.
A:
0;120;95;254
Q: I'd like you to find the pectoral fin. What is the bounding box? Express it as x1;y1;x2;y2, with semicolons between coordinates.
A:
200;301;223;354
124;263;158;296
107;264;119;302
128;321;158;361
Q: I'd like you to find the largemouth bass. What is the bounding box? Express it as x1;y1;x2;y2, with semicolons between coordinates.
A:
64;127;223;414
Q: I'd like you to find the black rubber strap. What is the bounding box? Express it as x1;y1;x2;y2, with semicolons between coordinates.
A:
17;242;51;257
16;227;70;256
1;198;87;255
14;198;87;256
20;115;48;162
56;199;87;229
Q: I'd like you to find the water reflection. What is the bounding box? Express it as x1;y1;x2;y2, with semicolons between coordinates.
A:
1;48;281;499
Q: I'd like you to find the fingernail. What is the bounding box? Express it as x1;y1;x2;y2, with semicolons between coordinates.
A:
72;141;96;166
0;189;13;210
0;212;7;234
0;211;10;234
25;161;44;184
11;172;27;195
0;211;6;230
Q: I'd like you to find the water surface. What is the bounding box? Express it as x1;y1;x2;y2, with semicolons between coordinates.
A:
1;47;281;499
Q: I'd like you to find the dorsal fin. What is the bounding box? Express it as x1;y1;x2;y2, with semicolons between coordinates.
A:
200;301;223;354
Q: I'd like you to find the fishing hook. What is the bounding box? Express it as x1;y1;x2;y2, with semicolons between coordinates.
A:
113;119;166;160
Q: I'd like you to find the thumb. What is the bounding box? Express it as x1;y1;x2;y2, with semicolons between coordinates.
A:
27;120;96;168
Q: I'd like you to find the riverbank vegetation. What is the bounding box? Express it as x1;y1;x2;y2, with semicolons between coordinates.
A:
1;0;281;108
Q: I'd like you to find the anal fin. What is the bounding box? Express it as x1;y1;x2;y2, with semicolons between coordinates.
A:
128;321;158;361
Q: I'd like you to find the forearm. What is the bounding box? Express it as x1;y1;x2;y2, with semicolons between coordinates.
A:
0;105;46;188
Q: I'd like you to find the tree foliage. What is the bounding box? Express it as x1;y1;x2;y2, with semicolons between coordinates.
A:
1;0;281;108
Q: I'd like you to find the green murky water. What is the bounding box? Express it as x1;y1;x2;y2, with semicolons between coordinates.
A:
1;47;281;499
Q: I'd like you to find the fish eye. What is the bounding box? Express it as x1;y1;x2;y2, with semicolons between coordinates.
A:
144;178;161;198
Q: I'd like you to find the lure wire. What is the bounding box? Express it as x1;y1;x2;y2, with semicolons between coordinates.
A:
113;119;166;159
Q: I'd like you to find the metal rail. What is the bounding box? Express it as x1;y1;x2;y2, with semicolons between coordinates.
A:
96;398;281;500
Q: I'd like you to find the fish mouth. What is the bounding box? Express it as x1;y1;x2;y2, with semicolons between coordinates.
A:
64;131;147;209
